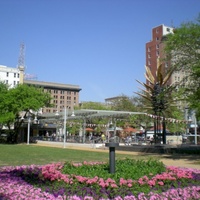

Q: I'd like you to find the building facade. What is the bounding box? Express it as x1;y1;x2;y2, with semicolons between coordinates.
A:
145;24;189;110
0;65;22;88
24;80;82;114
145;24;174;84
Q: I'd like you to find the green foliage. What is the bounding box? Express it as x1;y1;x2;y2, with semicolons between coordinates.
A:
0;83;52;142
62;158;166;182
164;14;200;119
0;82;10;127
79;102;108;110
8;84;52;113
109;95;137;112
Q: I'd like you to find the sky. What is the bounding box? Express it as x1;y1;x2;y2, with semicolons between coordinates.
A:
0;0;199;103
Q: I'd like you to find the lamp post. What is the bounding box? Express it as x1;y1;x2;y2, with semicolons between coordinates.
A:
185;107;189;134
27;116;31;145
55;107;68;148
82;118;86;143
191;110;197;145
194;112;197;145
26;112;38;145
63;107;67;148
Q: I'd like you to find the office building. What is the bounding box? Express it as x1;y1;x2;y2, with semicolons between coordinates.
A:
24;80;81;114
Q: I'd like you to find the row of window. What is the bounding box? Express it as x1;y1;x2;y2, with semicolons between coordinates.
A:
47;89;77;95
5;80;19;85
53;95;76;100
156;27;171;33
147;44;159;52
148;51;159;58
6;72;20;78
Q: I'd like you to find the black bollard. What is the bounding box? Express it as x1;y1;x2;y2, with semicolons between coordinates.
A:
105;142;119;174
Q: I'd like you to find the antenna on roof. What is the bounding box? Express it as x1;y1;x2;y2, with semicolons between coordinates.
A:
18;42;25;69
171;20;174;28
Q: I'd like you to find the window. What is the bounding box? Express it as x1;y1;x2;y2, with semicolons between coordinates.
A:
147;47;151;52
148;54;151;58
148;60;151;65
156;37;159;41
156;44;159;49
156;29;159;33
6;72;9;77
14;73;16;78
6;80;8;84
156;51;159;56
166;28;170;32
67;91;71;95
17;73;20;78
13;81;16;85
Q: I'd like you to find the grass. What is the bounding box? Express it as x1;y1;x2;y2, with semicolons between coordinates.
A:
1;144;200;199
0;144;156;166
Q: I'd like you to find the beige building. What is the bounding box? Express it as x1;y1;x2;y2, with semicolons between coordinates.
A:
24;79;82;114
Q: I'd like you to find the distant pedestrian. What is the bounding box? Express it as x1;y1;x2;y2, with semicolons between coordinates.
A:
101;133;106;143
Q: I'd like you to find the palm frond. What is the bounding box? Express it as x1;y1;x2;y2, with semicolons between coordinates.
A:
162;67;175;85
137;87;152;96
136;79;154;92
134;92;151;101
145;73;154;85
145;66;155;83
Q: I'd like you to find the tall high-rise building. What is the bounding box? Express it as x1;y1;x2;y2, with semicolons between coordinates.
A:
145;24;174;84
145;24;189;110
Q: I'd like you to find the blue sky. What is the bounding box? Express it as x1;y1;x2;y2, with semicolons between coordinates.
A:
0;0;199;102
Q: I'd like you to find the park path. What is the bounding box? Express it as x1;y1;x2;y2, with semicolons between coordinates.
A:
34;141;200;170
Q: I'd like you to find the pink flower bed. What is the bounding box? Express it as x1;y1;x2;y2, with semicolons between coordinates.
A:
0;163;200;199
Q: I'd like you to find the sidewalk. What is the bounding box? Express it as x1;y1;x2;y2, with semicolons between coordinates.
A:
35;141;200;170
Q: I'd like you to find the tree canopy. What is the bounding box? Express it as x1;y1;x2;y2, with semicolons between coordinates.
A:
164;14;200;118
0;83;52;142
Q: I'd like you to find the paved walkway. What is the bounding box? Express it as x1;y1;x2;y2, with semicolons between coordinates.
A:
35;141;200;170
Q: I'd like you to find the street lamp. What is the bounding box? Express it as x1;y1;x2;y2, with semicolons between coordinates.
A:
55;107;68;148
63;107;67;148
26;113;38;145
185;107;189;134
27;116;31;145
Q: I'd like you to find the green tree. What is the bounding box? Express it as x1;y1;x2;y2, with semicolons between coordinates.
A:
0;84;52;142
78;101;108;110
164;14;200;118
0;82;10;132
110;95;137;112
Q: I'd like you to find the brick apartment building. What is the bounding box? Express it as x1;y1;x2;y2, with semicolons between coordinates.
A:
145;24;174;84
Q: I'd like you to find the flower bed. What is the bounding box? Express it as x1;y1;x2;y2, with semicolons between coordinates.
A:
0;159;200;200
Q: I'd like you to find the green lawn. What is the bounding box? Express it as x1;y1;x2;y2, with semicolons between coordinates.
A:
0;144;154;166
